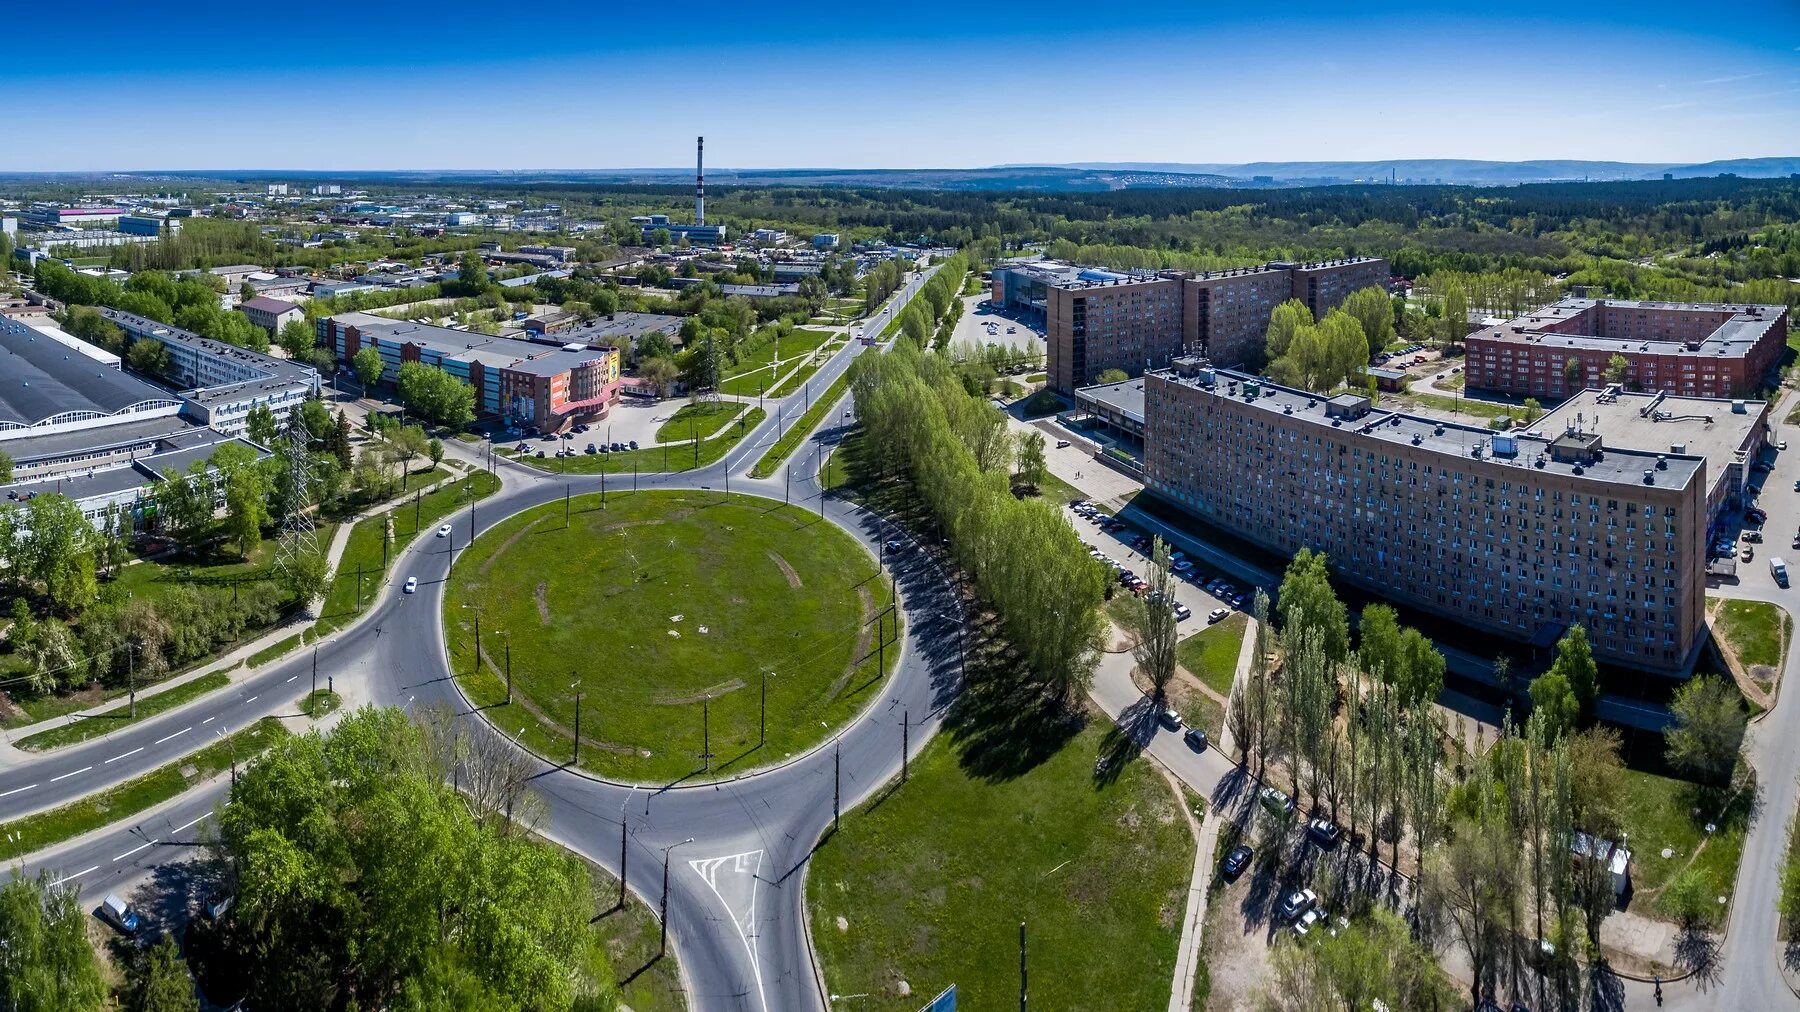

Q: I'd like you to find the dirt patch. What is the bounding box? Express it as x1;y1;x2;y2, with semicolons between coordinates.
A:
534;582;551;625
767;550;803;589
653;678;745;706
827;585;878;699
478;515;547;577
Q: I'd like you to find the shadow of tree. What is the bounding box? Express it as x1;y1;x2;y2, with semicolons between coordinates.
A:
1586;957;1626;1012
1093;695;1156;788
1673;924;1722;987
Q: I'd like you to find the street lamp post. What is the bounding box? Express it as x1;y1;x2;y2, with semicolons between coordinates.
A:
571;674;582;766
659;838;694;956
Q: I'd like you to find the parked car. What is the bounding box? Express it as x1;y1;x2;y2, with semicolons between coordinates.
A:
1745;530;1763;543
403;576;418;594
1055;439;1071;449
1173;602;1193;621
1742;544;1755;562
1208;607;1229;623
514;443;529;453
99;894;140;935
629;440;639;450
1220;844;1253;879
1184;726;1208;751
435;524;453;538
1260;785;1295;815
1306;818;1342;847
1172;559;1194;573
1278;887;1318;921
1157;705;1182;730
585;443;597;454
1294;907;1325;936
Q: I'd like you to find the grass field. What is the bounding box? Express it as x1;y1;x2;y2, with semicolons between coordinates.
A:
749;374;852;478
581;861;687;1012
520;409;765;476
446;490;897;782
0;718;287;862
16;670;234;751
1620;767;1752;926
808;720;1194;1010
719;328;835;396
655;400;744;443
314;471;502;638
1712;598;1791;673
1176;613;1248;698
767;350;832;398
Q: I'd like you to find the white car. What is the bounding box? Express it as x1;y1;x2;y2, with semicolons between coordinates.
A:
403;576;418;594
1294;907;1325;937
436;524;453;539
1207;607;1229;623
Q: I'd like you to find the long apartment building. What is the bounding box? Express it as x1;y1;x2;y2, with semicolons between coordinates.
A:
317;312;621;433
1466;298;1789;401
100;308;320;437
1142;358;1768;675
1000;257;1388;393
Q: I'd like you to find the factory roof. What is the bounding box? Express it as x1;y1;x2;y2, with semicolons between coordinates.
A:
97;308;319;407
0;414;196;462
240;296;301;316
548;313;682;346
0;317;181;429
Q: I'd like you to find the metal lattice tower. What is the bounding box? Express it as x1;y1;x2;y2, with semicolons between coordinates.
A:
273;426;321;588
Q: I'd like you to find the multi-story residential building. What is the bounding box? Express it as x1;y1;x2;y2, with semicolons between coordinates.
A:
1141;358;1768;675
100;308;320;437
1466;298;1790;400
1002;257;1390;393
316;312;621;433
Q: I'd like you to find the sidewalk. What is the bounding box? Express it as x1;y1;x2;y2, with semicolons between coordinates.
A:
0;461;480;761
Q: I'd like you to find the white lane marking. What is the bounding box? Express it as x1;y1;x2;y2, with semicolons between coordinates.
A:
285;675;297;682
689;850;768;1012
104;748;144;764
0;784;37;798
244;696;257;703
113;841;153;862
49;766;92;783
49;865;98;887
173;812;211;834
153;728;189;745
201;716;216;724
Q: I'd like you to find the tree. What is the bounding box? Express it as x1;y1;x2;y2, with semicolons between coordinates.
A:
1132;538;1180;703
457;251;487;287
1277;548;1350;665
427;437;445;471
1357;603;1403;684
1340;285;1396;361
1549;624;1598;721
156;466;213;547
636;331;676;365
278;317;315;360
245;403;280;448
0;447;11;485
1528;671;1579;741
1094;368;1130;384
0;871;108;1012
21;494;97;617
1264;298;1313;360
330;410;355;470
224;464;270;559
395;362;476;428
1563;356;1583;386
275;545;331;611
1013;430;1047;490
126;935;200;1012
1665;674;1747;787
389;424;431;488
1396;627;1445;708
1603;353;1630;387
353;345;386;392
638;356;679;399
1440;282;1469;351
127;337;172;377
1522;397;1542;423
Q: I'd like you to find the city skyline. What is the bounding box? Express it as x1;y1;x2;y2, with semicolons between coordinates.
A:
9;0;1799;171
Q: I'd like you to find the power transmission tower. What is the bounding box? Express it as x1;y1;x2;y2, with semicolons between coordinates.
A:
273;426;324;614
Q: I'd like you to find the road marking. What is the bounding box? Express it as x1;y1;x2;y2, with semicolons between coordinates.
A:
173;812;211;834
0;784;36;798
690;850;768;1012
201;716;216;724
285;675;296;683
244;695;257;703
153;728;189;745
112;841;153;862
49;766;92;783
50;865;98;887
104;748;143;764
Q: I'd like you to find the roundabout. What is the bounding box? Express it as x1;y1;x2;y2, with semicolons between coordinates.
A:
444;489;901;783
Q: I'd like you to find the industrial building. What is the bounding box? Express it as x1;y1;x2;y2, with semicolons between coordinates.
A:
100;308;321;437
997;257;1390;393
1138;357;1769;675
317;312;621;433
239;296;304;334
1465;298;1790;400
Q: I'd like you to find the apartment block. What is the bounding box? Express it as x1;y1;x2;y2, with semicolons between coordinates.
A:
1142;359;1767;675
1045;275;1184;393
1467;298;1789;400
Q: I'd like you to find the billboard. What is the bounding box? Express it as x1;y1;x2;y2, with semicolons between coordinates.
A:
918;985;956;1012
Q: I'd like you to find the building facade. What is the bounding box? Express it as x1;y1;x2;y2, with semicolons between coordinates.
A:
1143;361;1722;675
239;296;304;334
1466;299;1790;400
101;308;320;437
1046;275;1184;393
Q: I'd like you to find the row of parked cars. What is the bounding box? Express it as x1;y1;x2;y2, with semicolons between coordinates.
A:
1068;501;1252;617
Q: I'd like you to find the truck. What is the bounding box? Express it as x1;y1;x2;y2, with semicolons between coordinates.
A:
1773;557;1789;588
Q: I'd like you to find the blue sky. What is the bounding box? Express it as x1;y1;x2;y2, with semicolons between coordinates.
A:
8;0;1798;170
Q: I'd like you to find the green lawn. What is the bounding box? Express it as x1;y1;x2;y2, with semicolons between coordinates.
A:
767;351;831;398
1030;468;1086;506
749;374;852;478
314;471;502;638
808;721;1194;1011
446;490;897;782
246;631;305;669
655;400;744;443
0;718;287;862
1619;767;1752;926
580;861;688;1012
15;671;234;751
1712;598;1791;673
1176;613;1248;698
719;327;835;395
520;409;765;475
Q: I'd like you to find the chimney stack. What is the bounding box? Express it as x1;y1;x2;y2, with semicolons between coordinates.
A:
696;136;705;226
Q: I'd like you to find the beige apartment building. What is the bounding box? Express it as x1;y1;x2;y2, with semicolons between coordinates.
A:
1142;360;1766;675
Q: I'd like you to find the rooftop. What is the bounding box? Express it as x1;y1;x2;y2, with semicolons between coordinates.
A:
0;317;181;430
1471;297;1788;359
98;308;318;406
1535;386;1765;493
1075;376;1145;424
332;311;615;375
240;296;300;316
548;313;682;346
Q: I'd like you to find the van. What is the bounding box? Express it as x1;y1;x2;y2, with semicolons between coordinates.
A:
99;894;140;935
1773;557;1789;588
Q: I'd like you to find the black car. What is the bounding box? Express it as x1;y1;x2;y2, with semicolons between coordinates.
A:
629;440;639;450
585;443;597;454
1184;726;1208;751
1220;844;1253;879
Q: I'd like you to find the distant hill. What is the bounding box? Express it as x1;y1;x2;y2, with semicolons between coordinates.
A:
1033;157;1800;184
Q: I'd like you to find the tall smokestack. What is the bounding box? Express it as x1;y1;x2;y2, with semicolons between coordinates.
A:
696;136;705;226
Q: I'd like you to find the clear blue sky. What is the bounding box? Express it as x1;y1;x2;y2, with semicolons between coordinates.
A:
10;0;1798;171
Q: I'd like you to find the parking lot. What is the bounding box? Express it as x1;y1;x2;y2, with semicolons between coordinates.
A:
1065;499;1251;627
953;294;1045;362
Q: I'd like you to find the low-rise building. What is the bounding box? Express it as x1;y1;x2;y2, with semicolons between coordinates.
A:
100;308;320;437
239;296;305;335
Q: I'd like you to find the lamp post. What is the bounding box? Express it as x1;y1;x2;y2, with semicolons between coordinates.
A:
570;674;582;766
659;838;694;956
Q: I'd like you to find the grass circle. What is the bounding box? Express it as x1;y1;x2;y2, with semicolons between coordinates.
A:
445;490;898;782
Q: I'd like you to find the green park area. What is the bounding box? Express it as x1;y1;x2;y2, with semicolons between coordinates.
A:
655;400;744;443
1710;597;1791;686
1619;765;1752;927
808;720;1194;1010
1177;613;1248;698
719;328;836;396
445;490;897;782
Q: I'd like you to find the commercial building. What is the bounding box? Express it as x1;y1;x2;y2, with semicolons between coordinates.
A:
1465;298;1790;400
1139;358;1769;675
317;312;622;433
1000;257;1389;393
118;214;175;237
522;311;682;351
812;233;840;250
0;316;180;442
100;308;320;437
634;214;726;245
239;296;305;334
21;206;126;227
718;283;800;299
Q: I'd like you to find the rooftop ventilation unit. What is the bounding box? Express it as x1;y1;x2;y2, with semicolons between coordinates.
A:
1657;455;1669;469
1642;470;1655;484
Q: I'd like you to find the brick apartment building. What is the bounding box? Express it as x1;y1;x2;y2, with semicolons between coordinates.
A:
1142;359;1767;675
1002;257;1389;393
1466;298;1790;401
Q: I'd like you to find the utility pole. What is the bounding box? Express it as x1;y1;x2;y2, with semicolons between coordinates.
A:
312;646;318;701
414;489;421;531
833;741;841;832
357;562;363;607
784;466;790;505
572;684;582;765
504;642;513;705
1019;921;1028;1011
902;709;909;783
702;700;710;771
565;483;570;526
473;615;481;673
618;818;629;909
601;464;606;509
659;839;692;956
127;642;136;718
